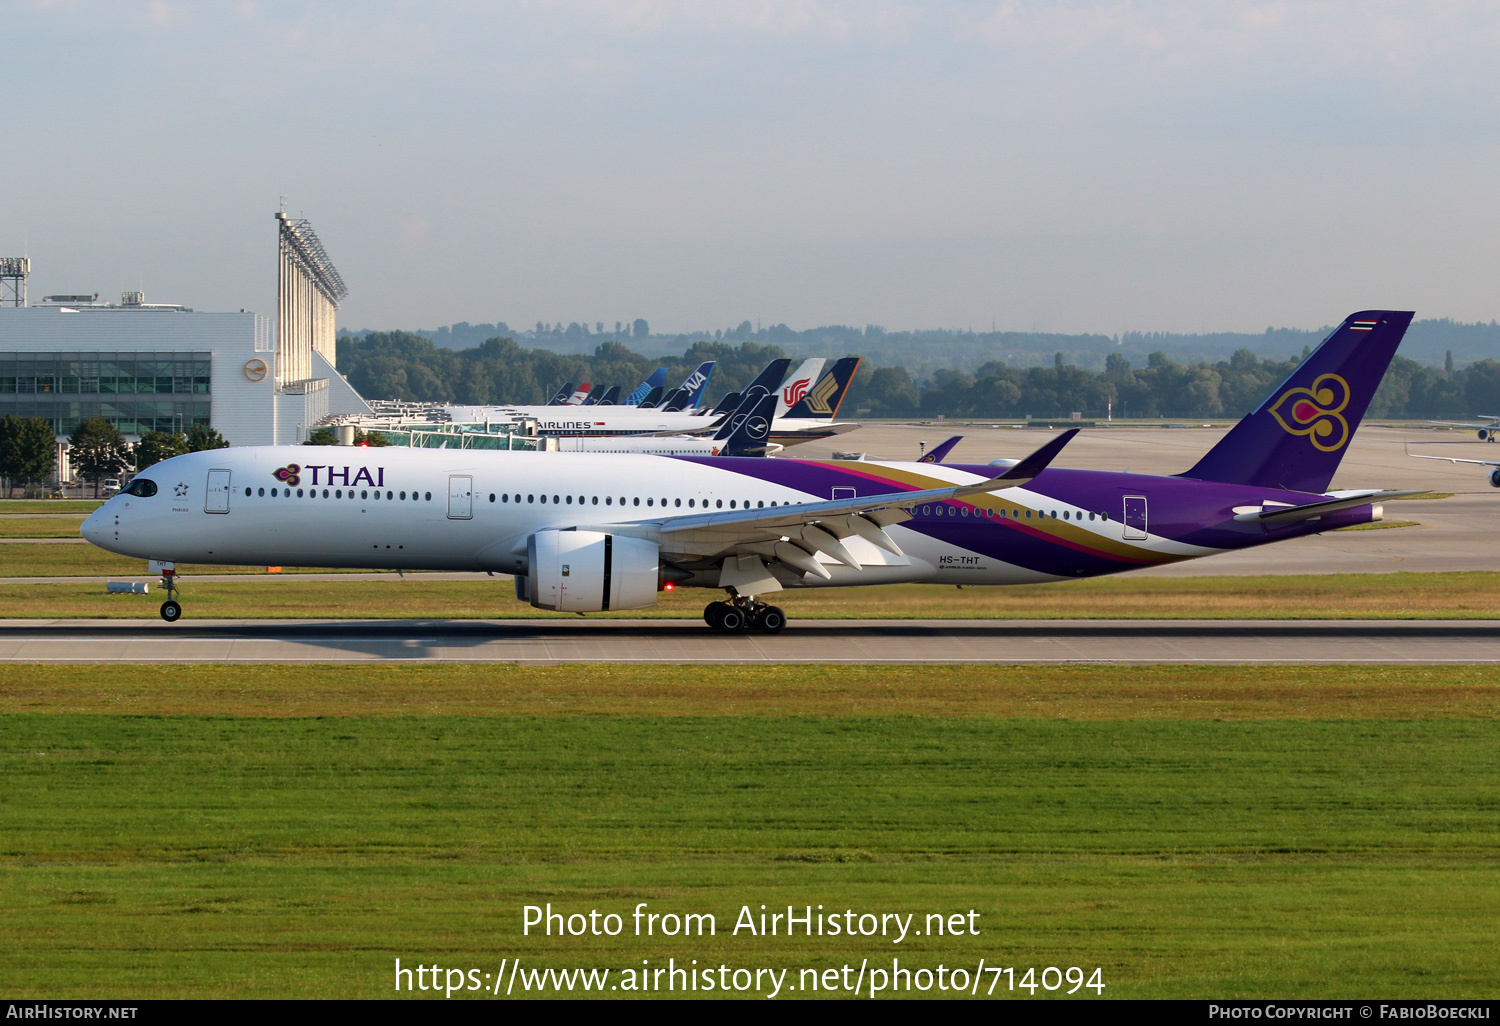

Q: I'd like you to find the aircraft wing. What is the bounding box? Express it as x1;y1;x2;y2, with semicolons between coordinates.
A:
1232;489;1425;525
599;430;1078;574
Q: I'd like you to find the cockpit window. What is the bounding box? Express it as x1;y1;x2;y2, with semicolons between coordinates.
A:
121;479;157;497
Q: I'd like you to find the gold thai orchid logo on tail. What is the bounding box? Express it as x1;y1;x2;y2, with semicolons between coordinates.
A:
1267;373;1351;451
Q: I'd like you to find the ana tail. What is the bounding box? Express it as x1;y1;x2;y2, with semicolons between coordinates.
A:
1181;310;1413;493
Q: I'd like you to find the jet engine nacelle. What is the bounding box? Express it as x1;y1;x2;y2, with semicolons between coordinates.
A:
1490;468;1500;489
525;530;660;612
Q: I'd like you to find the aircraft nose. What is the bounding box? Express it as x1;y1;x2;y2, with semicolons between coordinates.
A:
80;508;106;545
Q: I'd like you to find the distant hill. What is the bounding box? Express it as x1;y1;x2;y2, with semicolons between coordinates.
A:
342;317;1498;372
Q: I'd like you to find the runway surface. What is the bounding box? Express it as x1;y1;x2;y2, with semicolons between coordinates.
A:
1;617;1495;663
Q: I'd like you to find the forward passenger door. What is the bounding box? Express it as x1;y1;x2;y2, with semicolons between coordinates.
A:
205;470;231;514
447;475;473;519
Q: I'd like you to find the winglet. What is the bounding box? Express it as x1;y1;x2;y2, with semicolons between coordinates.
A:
993;429;1078;484
939;429;1079;499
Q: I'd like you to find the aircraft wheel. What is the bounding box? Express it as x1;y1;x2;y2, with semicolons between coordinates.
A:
717;606;747;632
755;606;787;634
704;602;729;628
160;600;182;623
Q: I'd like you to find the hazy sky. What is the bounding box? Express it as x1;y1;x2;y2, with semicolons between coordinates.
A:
6;1;1500;335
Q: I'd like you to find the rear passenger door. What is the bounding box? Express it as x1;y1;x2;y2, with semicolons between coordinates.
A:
1122;495;1147;540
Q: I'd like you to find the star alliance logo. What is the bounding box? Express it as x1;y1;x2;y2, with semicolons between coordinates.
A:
174;482;189;497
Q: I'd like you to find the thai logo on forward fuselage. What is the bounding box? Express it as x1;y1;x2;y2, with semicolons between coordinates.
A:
277;464;387;487
1267;373;1351;451
782;378;811;405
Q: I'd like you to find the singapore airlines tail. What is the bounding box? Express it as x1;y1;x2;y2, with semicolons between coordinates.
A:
784;357;860;421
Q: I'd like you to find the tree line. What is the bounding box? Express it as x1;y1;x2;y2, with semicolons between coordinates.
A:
336;331;1500;421
0;417;231;497
338;334;792;408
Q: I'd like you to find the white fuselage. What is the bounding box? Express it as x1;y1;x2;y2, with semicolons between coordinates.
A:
82;446;1169;588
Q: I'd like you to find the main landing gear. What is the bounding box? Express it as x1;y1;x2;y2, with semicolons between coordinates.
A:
704;595;786;634
159;569;182;622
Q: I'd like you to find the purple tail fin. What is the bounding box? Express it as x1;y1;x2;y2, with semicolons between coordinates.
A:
1181;310;1413;494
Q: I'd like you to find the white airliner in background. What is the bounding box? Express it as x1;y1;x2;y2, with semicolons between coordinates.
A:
1430;415;1500;442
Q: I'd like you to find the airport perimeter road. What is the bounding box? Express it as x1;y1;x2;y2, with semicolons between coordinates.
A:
0;618;1495;663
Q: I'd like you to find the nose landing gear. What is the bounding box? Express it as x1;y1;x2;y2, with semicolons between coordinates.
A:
158;568;182;622
704;594;786;634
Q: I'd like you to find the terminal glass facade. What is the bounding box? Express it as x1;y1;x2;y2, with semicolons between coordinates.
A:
0;352;212;435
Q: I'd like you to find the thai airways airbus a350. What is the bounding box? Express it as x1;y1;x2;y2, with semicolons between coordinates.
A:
84;311;1415;631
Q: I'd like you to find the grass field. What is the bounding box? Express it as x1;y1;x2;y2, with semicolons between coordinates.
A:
1;570;1498;620
0;517;88;538
2;663;1498;999
0;501;103;514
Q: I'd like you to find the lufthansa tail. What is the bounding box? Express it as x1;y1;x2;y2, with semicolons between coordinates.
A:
717;390;779;456
1181;310;1413;494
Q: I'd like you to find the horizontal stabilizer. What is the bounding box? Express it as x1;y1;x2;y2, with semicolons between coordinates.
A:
1233;490;1423;524
1408;450;1500;469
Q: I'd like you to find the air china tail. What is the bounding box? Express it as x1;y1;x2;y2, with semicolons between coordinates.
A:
82;310;1415;631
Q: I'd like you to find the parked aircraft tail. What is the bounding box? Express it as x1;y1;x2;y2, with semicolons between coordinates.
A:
637;385;665;409
718;390;779;456
713;358;791;421
741;358;793;405
709;391;742;416
593;385;621;406
658;388;687;412
919;435;963;463
785;356;860;420
676;361;716;409
1181;310;1414;494
625;369;668;405
776;358;827;419
547;382;575;406
564;384;592;405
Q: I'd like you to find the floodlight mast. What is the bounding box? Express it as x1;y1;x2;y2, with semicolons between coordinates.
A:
276;211;348;386
276;213;347;307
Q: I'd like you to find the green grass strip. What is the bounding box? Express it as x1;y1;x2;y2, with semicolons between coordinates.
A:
3;571;1500;619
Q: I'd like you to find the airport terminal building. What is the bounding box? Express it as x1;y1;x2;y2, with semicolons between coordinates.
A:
0;215;371;480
